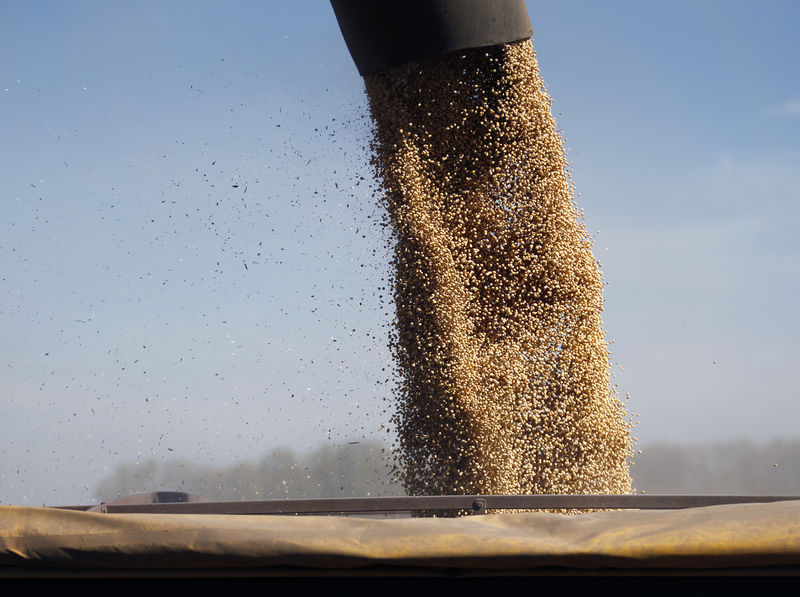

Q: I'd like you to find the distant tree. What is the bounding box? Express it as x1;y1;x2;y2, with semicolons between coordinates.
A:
96;438;800;503
633;439;800;494
94;440;401;503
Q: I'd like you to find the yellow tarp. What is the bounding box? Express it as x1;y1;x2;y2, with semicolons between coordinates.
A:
2;501;800;576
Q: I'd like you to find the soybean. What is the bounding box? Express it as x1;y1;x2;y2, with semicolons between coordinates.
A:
364;40;632;501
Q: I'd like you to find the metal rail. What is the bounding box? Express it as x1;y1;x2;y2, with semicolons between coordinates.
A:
55;494;800;515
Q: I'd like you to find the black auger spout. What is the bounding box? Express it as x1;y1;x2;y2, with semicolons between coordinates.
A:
330;0;533;76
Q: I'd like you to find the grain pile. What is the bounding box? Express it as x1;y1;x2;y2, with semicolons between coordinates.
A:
364;39;632;499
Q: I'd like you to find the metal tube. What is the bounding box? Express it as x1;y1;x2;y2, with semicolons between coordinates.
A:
54;494;800;515
330;0;533;76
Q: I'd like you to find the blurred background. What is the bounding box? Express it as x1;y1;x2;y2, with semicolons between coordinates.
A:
2;1;799;505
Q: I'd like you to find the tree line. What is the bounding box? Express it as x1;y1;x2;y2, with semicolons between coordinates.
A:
95;438;800;502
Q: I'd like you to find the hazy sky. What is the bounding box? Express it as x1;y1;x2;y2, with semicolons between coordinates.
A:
2;1;799;505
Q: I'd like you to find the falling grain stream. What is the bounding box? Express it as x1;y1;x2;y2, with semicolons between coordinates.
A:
365;40;632;500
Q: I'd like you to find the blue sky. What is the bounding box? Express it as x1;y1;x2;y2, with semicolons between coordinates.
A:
2;1;799;504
